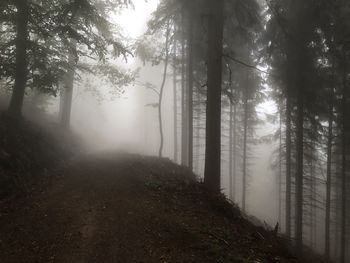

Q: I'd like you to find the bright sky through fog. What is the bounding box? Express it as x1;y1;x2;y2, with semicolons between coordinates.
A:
116;1;160;39
73;1;161;151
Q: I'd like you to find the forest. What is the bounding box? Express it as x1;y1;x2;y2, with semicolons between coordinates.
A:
0;0;349;262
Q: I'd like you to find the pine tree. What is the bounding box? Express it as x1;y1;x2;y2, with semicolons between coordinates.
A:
204;0;224;193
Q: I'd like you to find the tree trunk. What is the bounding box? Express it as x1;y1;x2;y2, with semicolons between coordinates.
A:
229;95;233;200
181;8;188;166
333;158;342;261
194;88;201;174
232;103;237;202
340;55;347;263
8;0;29;117
158;22;171;158
242;78;248;213
295;87;304;254
204;0;224;193
61;40;77;129
325;68;334;260
285;94;292;238
309;144;315;249
278;106;283;229
187;11;194;170
334;159;341;260
173;25;178;163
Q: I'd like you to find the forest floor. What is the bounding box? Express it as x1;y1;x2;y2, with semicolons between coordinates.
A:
0;115;322;263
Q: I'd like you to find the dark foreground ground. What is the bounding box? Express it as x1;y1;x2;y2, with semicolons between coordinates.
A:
0;153;310;263
0;115;323;263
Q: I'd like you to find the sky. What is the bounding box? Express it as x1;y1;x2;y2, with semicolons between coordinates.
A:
117;0;160;39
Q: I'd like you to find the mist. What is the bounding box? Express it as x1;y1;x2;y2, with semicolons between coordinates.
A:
1;0;349;262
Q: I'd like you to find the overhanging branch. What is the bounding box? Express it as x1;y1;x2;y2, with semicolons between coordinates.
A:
223;54;270;75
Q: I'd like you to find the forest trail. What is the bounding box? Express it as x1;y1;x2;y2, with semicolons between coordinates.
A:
0;153;299;263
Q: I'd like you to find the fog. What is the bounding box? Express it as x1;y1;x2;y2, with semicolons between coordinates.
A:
42;1;280;228
2;0;350;262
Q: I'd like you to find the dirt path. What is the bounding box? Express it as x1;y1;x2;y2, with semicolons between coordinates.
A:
0;154;299;263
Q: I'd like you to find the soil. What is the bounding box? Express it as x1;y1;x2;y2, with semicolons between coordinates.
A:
0;153;305;263
0;115;323;263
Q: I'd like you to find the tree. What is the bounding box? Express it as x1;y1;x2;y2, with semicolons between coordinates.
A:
60;40;77;129
186;2;194;170
325;63;335;260
57;0;131;128
228;84;234;201
1;0;130;120
158;21;171;157
180;5;188;166
8;0;29;117
173;24;178;163
203;0;224;193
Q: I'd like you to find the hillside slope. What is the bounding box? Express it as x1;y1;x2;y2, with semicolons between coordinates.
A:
0;118;322;263
0;113;78;198
0;152;312;263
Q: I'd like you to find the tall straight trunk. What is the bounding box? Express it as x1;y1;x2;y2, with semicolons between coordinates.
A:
61;40;77;129
229;97;233;200
340;56;347;263
187;12;194;170
279;107;283;228
158;22;171;158
181;8;188;166
309;146;315;249
325;69;334;260
285;0;302;241
334;159;342;261
194;89;201;174
59;87;65;119
335;160;341;260
295;87;304;254
173;26;178;163
311;155;316;248
232;103;237;202
204;0;224;193
242;81;248;213
285;94;292;238
8;0;29;117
